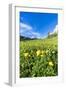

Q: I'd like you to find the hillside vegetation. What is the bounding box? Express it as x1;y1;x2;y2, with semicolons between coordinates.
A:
20;34;58;77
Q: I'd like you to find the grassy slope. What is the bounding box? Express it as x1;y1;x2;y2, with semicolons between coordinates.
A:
20;35;58;77
20;36;58;51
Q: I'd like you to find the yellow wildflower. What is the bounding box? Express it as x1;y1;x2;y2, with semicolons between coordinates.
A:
42;50;44;54
36;50;41;56
48;61;54;66
24;53;29;57
41;54;43;57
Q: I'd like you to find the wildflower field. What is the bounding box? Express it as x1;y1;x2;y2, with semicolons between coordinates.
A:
20;35;58;78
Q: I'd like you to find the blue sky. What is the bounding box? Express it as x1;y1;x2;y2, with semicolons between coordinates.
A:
20;12;58;39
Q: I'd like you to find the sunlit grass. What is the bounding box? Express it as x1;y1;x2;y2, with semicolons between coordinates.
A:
20;36;58;77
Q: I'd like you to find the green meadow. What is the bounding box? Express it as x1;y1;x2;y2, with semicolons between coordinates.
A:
20;34;58;77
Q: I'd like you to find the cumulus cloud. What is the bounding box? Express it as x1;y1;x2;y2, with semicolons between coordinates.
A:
31;32;41;39
50;25;58;35
20;23;32;30
20;22;41;38
53;25;58;33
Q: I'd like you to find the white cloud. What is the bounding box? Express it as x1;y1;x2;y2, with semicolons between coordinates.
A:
31;32;41;38
20;22;41;38
50;25;58;35
53;25;58;33
20;23;32;30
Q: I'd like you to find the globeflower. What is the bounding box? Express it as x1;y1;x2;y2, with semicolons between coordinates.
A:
42;50;44;54
36;50;41;56
41;54;43;57
48;61;54;66
24;53;29;57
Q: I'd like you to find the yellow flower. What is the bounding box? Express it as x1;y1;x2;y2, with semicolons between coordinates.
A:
41;54;43;57
36;50;41;56
42;50;44;54
48;61;54;66
24;53;29;57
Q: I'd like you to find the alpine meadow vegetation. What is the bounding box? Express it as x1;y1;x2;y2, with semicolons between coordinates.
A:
20;34;58;78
